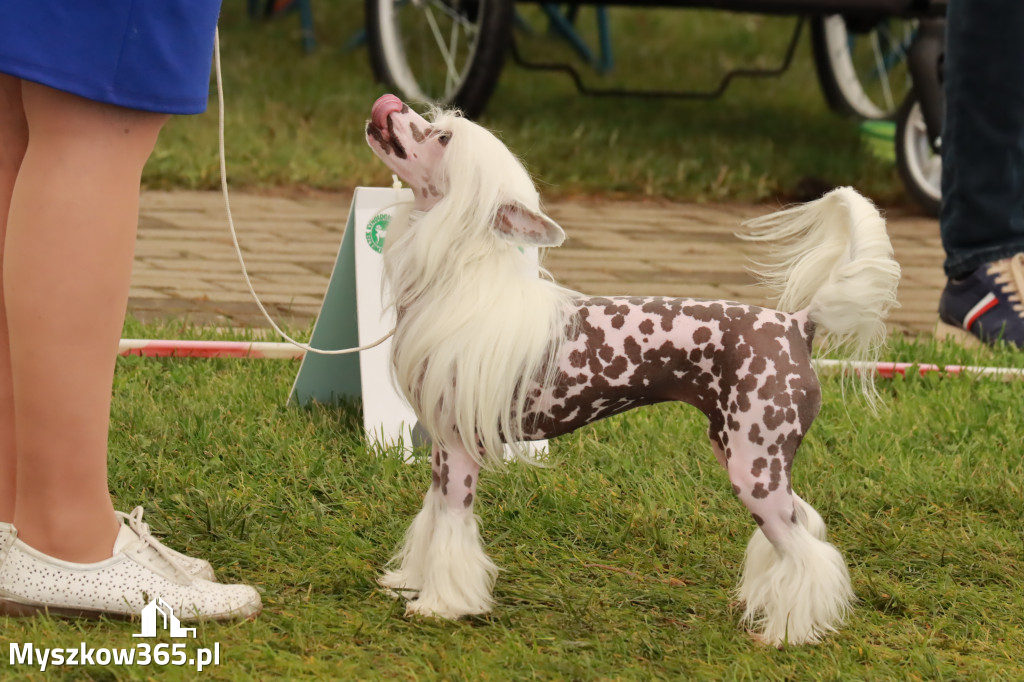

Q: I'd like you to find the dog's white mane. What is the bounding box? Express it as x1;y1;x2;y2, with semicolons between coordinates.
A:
383;112;577;466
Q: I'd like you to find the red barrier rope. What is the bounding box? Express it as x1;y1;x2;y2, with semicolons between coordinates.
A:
117;340;1024;380
118;339;304;359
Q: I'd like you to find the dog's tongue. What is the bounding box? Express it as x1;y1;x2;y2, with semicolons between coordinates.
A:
371;94;404;130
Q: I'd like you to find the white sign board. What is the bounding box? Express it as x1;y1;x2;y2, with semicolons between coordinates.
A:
290;187;547;459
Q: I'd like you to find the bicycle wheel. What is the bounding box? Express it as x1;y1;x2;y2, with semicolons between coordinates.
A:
895;88;941;216
811;14;916;120
365;0;513;119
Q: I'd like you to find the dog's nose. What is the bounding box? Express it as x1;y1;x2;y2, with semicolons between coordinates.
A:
372;94;404;130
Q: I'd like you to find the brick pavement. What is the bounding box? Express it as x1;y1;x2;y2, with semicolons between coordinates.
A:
131;190;944;336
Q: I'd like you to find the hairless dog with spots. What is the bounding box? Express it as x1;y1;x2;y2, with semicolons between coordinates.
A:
365;94;900;646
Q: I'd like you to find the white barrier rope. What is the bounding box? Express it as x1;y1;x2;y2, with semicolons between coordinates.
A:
117;337;1024;381
213;28;394;355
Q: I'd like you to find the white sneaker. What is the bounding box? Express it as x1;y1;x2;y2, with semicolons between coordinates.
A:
0;520;260;622
0;521;15;575
2;510;216;582
116;507;216;582
0;521;13;565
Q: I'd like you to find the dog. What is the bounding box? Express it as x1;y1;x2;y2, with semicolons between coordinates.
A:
364;94;900;645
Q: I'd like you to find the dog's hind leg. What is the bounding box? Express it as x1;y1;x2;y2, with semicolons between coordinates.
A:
380;442;498;619
722;421;854;646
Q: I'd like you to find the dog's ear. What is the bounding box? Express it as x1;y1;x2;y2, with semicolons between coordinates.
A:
494;204;566;247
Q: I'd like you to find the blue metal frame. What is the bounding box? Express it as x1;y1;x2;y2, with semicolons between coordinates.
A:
534;4;615;73
250;0;318;53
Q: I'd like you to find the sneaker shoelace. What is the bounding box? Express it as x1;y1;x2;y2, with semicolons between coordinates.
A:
116;507;193;582
986;253;1024;317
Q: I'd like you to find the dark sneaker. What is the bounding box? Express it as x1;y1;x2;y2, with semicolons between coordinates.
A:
937;253;1024;347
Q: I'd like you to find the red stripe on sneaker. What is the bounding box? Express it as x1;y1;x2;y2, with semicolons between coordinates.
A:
963;293;998;330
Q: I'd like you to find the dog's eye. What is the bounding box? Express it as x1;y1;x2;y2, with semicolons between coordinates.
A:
437;132;451;146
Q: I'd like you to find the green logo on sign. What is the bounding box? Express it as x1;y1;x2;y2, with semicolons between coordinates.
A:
365;213;389;254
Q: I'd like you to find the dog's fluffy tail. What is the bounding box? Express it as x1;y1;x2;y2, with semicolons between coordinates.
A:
741;187;901;398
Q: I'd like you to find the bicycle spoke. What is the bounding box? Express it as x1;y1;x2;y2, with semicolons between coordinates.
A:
423;5;461;97
425;0;478;34
446;20;462;93
870;32;896;112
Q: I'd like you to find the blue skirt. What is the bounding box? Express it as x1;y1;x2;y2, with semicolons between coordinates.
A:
0;1;223;115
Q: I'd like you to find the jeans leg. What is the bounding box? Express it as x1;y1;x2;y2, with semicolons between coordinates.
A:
940;0;1024;278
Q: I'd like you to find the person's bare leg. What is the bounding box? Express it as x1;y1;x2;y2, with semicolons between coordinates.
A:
0;75;29;523
5;82;168;561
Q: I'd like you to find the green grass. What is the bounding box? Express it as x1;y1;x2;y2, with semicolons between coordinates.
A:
3;323;1024;680
147;4;903;205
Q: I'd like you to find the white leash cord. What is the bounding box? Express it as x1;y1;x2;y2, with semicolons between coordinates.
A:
213;28;394;355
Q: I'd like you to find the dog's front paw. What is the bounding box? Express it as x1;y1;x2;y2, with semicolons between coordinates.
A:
378;570;420;600
404;593;488;620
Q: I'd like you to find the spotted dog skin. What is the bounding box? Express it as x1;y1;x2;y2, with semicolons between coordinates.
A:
521;295;820;533
421;295;820;530
431;444;479;512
